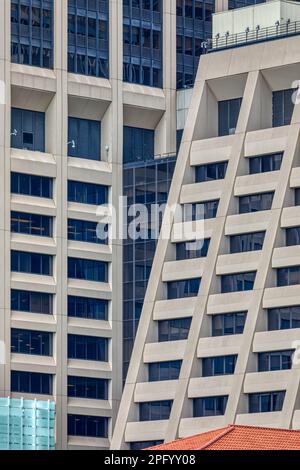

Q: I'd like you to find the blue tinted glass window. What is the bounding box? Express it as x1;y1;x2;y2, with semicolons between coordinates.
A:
11;328;53;356
139;400;172;421
68;219;108;245
202;355;237;377
123;127;155;164
68;117;101;160
68;376;108;400
176;1;214;89
230;232;265;253
11;108;45;152
11;172;53;198
68;414;108;438
249;153;283;174
258;350;293;372
68;257;108;282
130;441;163;450
68;295;108;320
167;278;200;299
212;312;246;337
11;251;53;276
11;289;53;315
195;161;228;183
68;0;109;78
268;306;300;331
11;0;54;69
249;391;285;413
123;1;162;87
11;370;53;395
68;334;108;361
273;89;295;127
68;180;108;205
158;317;191;342
218;98;242;136
184;200;219;221
122;156;176;380
286;227;300;246
149;361;182;382
193;396;228;417
221;272;256;293
176;239;210;260
277;266;300;287
11;211;53;237
239;192;274;213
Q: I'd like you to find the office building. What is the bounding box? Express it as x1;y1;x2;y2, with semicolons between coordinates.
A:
0;0;262;450
112;0;300;450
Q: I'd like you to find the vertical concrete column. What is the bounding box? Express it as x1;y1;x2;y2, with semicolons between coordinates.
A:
155;0;177;156
52;0;69;450
0;0;11;400
108;0;124;438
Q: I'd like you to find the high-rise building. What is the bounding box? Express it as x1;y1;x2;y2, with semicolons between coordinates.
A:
0;0;263;451
112;0;300;450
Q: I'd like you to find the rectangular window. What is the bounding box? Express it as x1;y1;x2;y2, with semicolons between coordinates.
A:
67;0;109;78
11;108;45;152
68;257;108;282
239;192;274;214
130;441;163;450
68;180;108;205
11;370;53;395
212;312;246;337
202;355;237;377
176;239;210;260
11;172;53;198
68;334;108;362
273;89;295;127
176;0;214;89
68;219;108;245
68;117;101;161
149;361;182;382
67;376;108;400
158;318;191;342
249;391;285;413
277;266;300;287
11;289;53;315
123;1;162;87
286;227;300;246
11;0;54;69
258;350;293;372
230;232;265;253
139;400;172;421
11;251;53;276
68;414;108;438
184;200;219;221
68;296;108;321
268;306;300;331
123;127;155;164
193;396;228;417
11;211;53;237
249;153;283;174
195;162;228;183
11;329;53;356
167;278;200;299
218;98;242;137
221;272;256;293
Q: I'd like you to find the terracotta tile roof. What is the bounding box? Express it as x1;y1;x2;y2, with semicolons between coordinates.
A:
146;425;300;450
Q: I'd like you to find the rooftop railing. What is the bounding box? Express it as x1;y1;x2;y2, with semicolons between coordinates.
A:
204;19;300;53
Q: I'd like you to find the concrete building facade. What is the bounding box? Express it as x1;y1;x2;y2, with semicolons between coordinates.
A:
112;0;300;450
0;0;267;451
